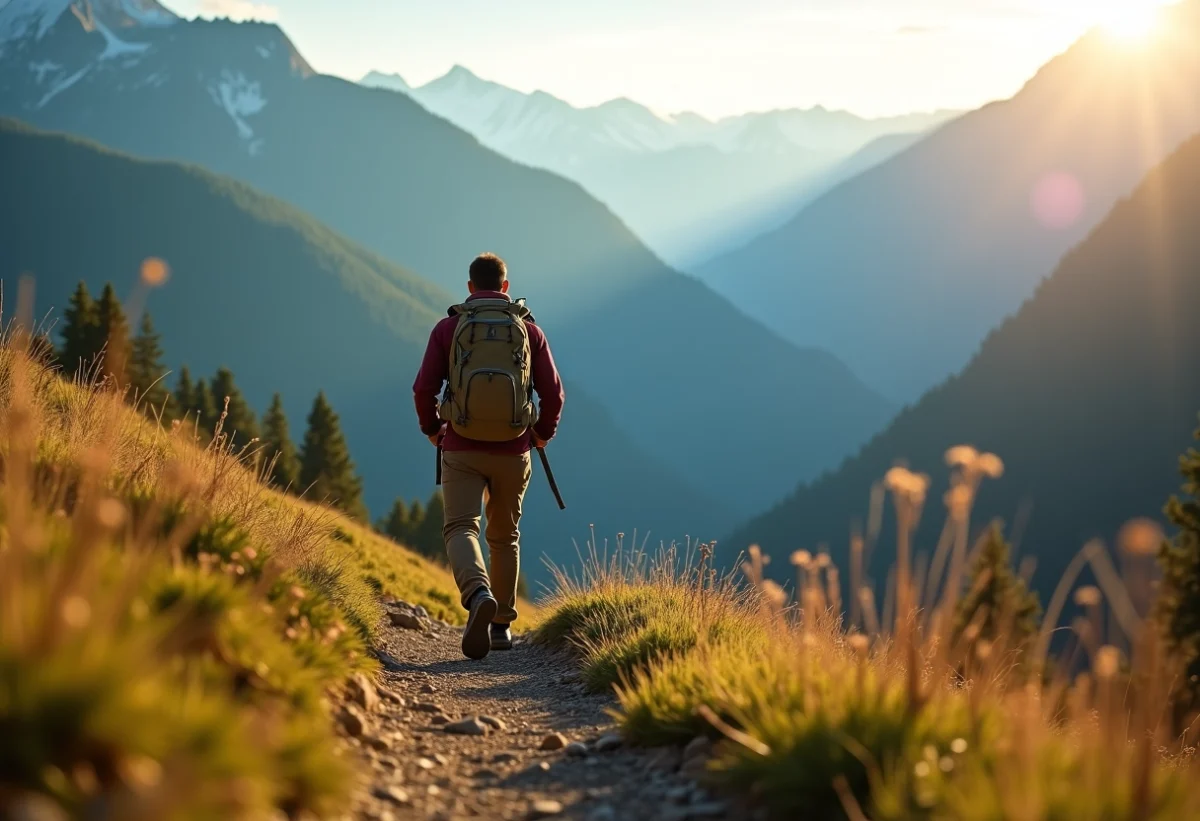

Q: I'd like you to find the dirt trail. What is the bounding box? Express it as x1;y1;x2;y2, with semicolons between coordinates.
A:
337;600;741;821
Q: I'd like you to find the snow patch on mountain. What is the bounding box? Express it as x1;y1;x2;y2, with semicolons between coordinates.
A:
0;0;73;45
91;15;149;59
207;70;266;150
116;0;177;27
37;63;89;107
29;59;62;82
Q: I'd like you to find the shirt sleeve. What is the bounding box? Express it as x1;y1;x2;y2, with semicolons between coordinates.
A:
529;323;565;442
412;322;449;437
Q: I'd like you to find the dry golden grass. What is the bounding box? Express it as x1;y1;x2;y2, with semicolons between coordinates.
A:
536;450;1200;819
0;292;479;819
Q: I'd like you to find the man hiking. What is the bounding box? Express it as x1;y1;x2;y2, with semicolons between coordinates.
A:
412;253;565;660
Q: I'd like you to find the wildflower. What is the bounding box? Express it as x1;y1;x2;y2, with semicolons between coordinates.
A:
790;550;812;567
885;466;930;504
1074;586;1103;607
939;756;955;773
761;580;788;609
848;633;869;656
950;738;968;754
1118;518;1164;556
976;452;1004;478
242;547;258;561
289;585;307;600
814;553;831;569
914;761;931;778
945;445;980;468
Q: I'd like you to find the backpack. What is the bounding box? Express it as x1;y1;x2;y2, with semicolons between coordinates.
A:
438;298;538;442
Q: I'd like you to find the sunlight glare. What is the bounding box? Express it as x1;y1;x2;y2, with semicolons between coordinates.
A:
1092;0;1168;41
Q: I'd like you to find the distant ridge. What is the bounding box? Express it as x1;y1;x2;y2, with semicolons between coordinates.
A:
727;128;1200;599
700;1;1200;401
362;63;958;266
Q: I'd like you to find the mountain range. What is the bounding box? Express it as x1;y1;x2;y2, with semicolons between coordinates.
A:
0;0;894;519
727;128;1200;600
701;1;1200;403
0;116;736;582
361;66;959;267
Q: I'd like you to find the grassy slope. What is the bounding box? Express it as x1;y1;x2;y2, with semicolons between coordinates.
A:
535;501;1200;820
0;336;504;819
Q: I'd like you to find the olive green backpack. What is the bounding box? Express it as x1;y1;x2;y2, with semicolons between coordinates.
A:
438;298;538;442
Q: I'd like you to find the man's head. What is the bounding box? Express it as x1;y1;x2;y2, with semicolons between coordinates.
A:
468;253;509;294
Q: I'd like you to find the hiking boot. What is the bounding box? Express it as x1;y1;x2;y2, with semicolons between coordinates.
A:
490;623;513;651
462;588;498;660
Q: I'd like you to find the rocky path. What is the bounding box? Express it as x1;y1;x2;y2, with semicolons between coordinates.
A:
336;600;739;821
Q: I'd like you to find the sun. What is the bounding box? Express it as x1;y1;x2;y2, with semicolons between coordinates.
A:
1094;0;1167;41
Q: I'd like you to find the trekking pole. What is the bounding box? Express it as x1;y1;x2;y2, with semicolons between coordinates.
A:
536;447;566;510
435;434;444;487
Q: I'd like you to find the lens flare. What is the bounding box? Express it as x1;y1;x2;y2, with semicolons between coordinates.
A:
1031;172;1085;231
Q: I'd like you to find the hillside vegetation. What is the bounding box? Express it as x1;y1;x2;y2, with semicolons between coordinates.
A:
536;445;1200;819
0;319;473;819
726;127;1200;602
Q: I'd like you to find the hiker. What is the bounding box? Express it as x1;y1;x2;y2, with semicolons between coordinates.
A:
412;253;565;660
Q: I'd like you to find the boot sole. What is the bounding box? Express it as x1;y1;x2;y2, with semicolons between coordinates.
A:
462;596;498;660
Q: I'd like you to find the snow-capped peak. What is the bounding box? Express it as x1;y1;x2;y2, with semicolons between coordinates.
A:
0;0;176;47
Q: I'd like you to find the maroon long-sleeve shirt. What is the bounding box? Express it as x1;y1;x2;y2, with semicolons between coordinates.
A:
413;291;565;454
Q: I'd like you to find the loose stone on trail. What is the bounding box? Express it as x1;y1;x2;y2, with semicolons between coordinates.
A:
539;732;568;751
444;717;490;736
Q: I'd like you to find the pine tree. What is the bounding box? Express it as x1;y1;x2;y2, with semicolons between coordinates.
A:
193;379;219;440
174;367;196;419
953;524;1041;653
261;394;301;490
299;392;366;521
58;281;101;379
411;490;445;562
94;283;131;383
1157;418;1200;711
129;311;170;416
210;367;260;450
378;497;415;545
409;499;426;528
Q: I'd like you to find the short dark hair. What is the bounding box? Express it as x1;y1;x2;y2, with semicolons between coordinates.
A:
469;253;507;290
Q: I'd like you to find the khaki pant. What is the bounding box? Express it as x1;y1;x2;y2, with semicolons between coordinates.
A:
441;450;532;624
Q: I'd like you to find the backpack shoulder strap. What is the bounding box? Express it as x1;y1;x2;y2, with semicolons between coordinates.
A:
448;299;532;321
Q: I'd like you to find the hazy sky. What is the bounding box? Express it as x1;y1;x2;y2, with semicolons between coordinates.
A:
171;0;1177;118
